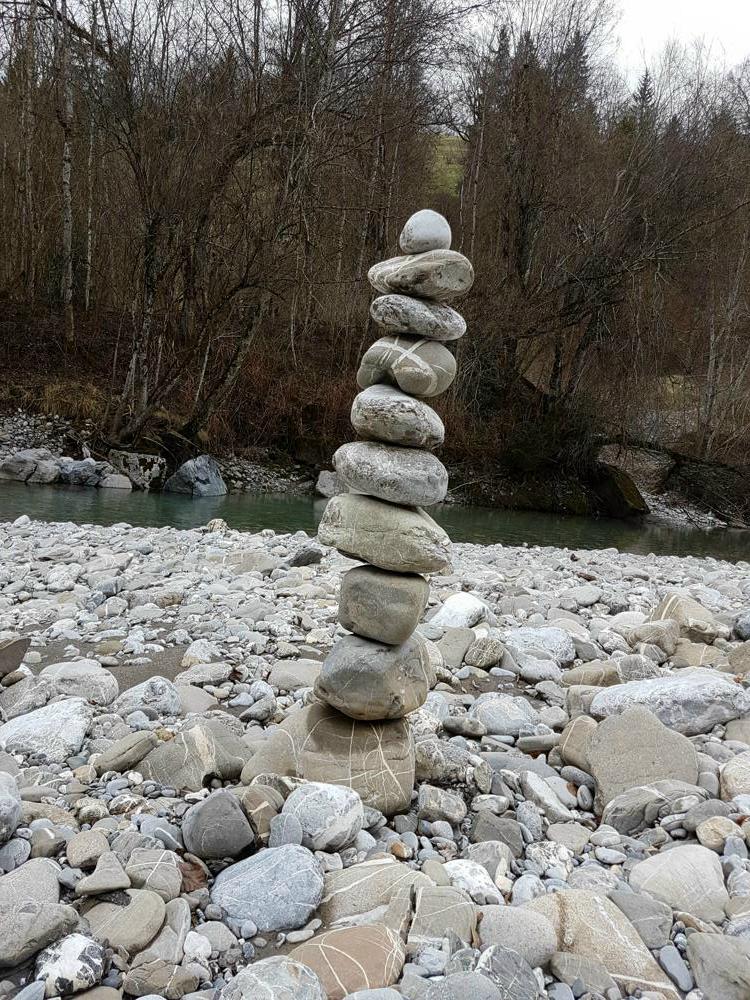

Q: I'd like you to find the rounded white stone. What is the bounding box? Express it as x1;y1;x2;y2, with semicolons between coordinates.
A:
399;209;452;253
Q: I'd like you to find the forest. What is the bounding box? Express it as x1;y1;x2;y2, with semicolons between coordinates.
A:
1;0;749;518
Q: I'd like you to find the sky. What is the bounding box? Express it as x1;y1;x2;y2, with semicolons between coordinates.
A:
616;0;749;76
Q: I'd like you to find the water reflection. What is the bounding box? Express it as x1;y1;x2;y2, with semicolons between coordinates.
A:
0;480;748;562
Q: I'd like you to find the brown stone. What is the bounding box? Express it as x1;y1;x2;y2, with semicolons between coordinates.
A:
241;703;415;815
289;923;405;1000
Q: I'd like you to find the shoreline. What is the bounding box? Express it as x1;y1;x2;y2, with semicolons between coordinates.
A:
0;515;750;996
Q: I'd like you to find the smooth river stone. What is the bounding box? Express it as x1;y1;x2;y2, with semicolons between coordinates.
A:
334;441;448;507
358;335;456;398
339;565;429;645
314;634;434;720
351;385;444;449
368;250;474;301
241;703;415;815
318;494;451;574
399;209;452;253
370;294;465;341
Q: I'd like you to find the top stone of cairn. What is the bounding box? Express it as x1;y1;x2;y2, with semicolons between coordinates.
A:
399;208;452;254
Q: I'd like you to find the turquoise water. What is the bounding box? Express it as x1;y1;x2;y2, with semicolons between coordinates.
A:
0;480;748;561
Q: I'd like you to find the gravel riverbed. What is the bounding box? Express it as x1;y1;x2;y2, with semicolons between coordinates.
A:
1;515;750;999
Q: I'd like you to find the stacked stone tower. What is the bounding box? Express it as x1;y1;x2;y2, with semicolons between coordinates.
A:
316;209;474;763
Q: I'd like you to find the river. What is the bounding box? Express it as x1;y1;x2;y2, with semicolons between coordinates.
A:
0;480;748;561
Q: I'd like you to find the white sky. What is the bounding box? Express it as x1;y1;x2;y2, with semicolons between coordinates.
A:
616;0;749;75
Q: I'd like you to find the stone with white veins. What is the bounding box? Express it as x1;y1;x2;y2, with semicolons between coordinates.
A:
368;250;474;302
357;335;456;398
399;209;452;253
315;633;433;720
210;844;323;931
35;934;105;997
590;668;750;735
468;692;540;737
0;698;92;763
112;676;180;718
39;658;118;706
0;772;21;845
351;385;445;450
629;844;729;923
219;957;326;1000
334;441;448;507
370;294;465;341
281;782;364;852
318;494;451;574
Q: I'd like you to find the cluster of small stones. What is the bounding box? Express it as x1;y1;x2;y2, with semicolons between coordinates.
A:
3;516;750;999
0;410;91;462
314;209;473;750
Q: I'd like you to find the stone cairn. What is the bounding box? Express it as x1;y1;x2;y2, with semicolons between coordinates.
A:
315;208;474;802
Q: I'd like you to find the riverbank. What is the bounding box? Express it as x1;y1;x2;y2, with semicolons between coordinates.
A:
2;407;743;532
1;517;750;996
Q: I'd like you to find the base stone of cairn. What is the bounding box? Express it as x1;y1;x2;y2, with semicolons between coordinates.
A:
310;208;473;812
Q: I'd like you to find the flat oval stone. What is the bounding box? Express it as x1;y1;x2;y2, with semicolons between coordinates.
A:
334;441;448;506
339;565;429;645
370;294;465;341
357;336;456;398
351;386;444;449
399;209;452;253
368;250;473;301
315;634;433;720
317;494;451;574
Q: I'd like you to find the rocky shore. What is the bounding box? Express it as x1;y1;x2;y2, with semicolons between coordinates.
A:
0;513;749;999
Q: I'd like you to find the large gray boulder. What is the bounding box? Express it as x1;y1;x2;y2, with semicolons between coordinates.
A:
589;668;750;735
108;449;166;490
504;627;576;666
113;676;180;718
140;719;251;791
315;633;433;720
630;845;729;923
334;441;448;506
602;780;709;836
686;933;750;1000
40;659;118;706
0;699;92;763
370;294;465;342
0;448;56;482
318;494;451;574
164;454;227;497
368;249;474;301
527;890;679;999
220;957;326;1000
357;336;456;398
649;592;731;642
351;385;445;450
339;565;429;645
282;782;364;853
211;845;323;930
587;706;698;809
182;790;255;860
468;693;540;737
0;902;78;969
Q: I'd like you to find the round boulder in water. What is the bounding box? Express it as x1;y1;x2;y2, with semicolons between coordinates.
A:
334;441;448;507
